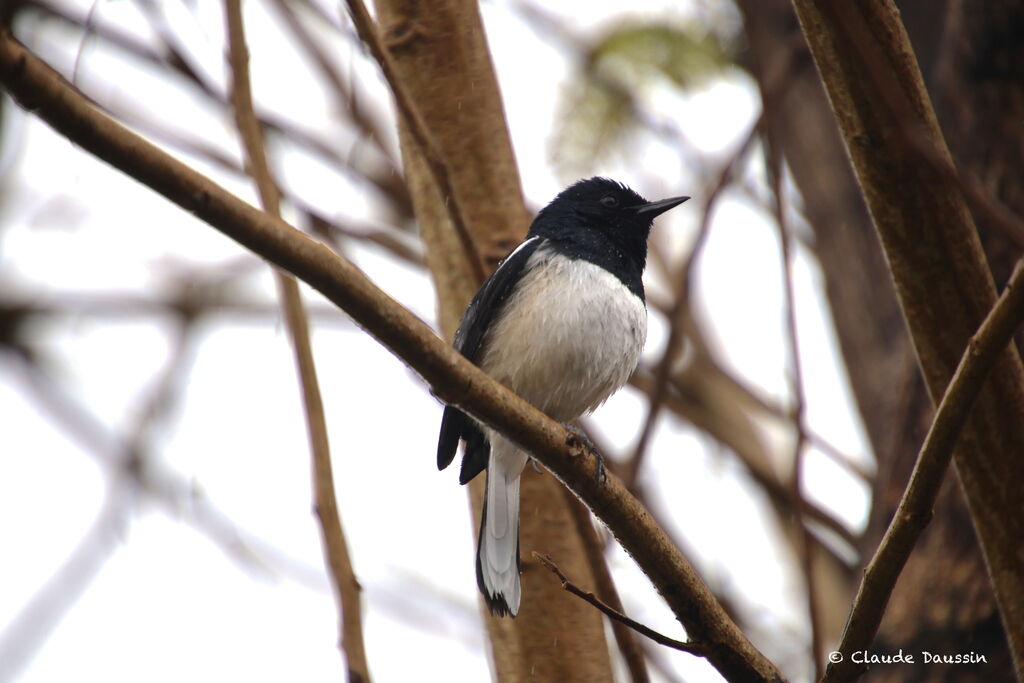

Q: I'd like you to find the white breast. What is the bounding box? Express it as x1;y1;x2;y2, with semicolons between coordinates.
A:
478;246;647;422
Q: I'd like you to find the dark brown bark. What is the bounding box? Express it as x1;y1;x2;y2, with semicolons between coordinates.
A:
738;0;1021;679
790;0;1024;679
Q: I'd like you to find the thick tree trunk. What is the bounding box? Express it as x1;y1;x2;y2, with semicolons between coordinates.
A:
738;0;1021;679
791;0;1024;677
367;1;615;680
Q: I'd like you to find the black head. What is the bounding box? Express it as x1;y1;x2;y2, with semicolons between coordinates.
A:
528;177;689;298
530;177;687;244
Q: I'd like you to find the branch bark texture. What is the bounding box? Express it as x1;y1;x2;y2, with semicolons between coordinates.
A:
0;33;784;683
826;258;1024;682
791;0;1024;675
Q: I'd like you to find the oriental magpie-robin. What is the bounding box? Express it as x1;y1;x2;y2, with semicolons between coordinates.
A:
437;177;688;616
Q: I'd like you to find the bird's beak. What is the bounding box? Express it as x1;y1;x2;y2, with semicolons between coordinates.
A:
634;195;690;217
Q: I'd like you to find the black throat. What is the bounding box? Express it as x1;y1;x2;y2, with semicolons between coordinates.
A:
528;217;649;301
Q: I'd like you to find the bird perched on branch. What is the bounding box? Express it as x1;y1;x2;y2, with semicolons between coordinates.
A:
437;177;688;616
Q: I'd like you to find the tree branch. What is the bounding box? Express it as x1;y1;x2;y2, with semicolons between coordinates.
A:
342;0;486;285
222;4;371;682
825;257;1024;682
533;552;709;657
792;1;1024;675
557;485;651;683
765;132;824;680
0;34;783;683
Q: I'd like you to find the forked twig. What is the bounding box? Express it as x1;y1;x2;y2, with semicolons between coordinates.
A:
533;552;710;657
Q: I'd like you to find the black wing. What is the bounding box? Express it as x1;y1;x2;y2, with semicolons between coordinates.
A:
437;237;545;483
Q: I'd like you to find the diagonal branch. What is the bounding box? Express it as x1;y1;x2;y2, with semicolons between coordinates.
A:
824;257;1024;683
222;4;371;682
0;35;783;683
792;2;1024;675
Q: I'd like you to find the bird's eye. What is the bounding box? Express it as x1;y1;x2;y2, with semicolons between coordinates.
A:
600;196;619;208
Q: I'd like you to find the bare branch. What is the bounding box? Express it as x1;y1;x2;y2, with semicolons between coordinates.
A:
824;257;1024;683
222;4;371;681
533;553;709;657
558;486;651;683
0;491;128;681
765;132;824;680
622;119;761;491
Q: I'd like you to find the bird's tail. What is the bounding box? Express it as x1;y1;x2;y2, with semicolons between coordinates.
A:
476;443;528;617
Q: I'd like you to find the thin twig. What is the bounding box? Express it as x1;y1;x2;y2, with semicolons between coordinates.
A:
342;0;487;285
557;486;651;683
765;132;824;680
533;553;710;657
824;257;1024;683
222;4;370;681
268;0;399;173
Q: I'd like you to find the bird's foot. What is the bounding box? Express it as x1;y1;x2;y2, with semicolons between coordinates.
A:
563;423;606;485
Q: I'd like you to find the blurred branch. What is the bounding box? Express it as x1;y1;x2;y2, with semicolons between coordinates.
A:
108;107;423;266
0;35;785;682
0;489;128;682
0;292;353;324
512;0;707;174
9;336;326;589
268;0;397;170
0;331;327;678
793;1;1024;673
223;4;370;681
627;368;859;554
533;553;709;657
26;0;413;217
623;118;760;491
825;257;1024;682
765;134;823;680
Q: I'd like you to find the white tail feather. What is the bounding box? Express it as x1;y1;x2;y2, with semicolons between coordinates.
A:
479;440;528;615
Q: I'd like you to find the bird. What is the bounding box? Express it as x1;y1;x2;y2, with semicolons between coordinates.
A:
436;177;689;617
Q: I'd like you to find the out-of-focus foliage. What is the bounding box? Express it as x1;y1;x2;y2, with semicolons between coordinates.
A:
552;23;735;173
594;24;734;87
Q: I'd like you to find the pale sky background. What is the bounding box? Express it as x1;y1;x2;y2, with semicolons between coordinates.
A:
0;1;872;682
